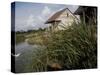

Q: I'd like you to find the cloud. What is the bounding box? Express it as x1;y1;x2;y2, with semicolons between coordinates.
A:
24;6;52;30
26;14;35;27
42;6;51;16
38;6;52;22
29;6;53;29
36;6;54;28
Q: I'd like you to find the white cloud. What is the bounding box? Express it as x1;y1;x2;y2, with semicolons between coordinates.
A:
42;6;51;16
37;6;55;28
39;6;52;22
37;16;44;22
26;14;35;27
29;6;53;29
26;6;52;29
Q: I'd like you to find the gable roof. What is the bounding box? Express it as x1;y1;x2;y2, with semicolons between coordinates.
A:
45;8;78;24
45;8;67;24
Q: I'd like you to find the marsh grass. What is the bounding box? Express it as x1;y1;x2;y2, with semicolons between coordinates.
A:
29;22;97;71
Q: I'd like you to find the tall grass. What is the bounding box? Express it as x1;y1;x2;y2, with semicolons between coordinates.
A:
30;22;97;71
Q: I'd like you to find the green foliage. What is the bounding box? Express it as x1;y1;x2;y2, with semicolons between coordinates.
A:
31;22;97;71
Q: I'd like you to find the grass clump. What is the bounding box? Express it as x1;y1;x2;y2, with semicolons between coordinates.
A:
31;22;97;71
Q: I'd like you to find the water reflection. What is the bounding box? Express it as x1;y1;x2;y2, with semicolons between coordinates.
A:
15;41;42;73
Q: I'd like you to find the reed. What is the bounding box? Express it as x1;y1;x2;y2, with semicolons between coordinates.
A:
27;22;97;71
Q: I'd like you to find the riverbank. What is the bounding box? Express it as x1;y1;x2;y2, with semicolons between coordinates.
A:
16;31;51;45
26;33;44;45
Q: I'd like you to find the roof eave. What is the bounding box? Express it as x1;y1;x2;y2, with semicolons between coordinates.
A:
45;20;61;24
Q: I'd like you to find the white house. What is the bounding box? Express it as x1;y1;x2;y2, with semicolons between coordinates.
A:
45;8;80;32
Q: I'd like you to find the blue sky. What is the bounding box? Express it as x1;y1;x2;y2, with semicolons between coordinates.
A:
14;2;79;31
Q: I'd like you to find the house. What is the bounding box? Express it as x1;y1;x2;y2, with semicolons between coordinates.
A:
74;6;97;25
45;8;80;32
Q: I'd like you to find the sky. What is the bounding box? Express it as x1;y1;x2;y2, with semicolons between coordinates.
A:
13;2;79;31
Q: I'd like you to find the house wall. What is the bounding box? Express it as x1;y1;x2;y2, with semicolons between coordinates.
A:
45;24;52;32
54;10;79;31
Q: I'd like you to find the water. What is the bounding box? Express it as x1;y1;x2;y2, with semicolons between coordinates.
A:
15;41;43;73
15;42;38;54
